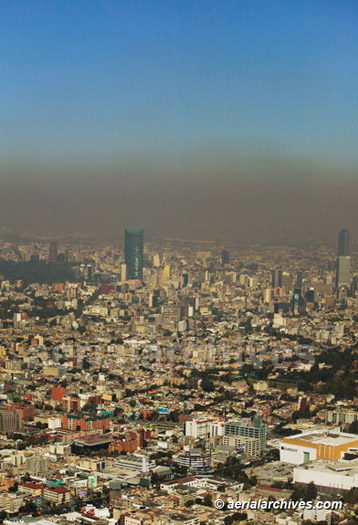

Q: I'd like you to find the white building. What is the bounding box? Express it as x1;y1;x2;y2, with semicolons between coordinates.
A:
185;417;222;439
115;453;155;473
294;460;358;493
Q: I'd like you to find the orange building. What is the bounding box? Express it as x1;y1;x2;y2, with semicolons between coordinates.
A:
109;428;151;454
280;430;358;464
62;413;110;432
7;403;36;421
109;436;138;454
52;385;66;402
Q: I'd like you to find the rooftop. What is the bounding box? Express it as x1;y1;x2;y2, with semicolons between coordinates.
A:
285;430;358;447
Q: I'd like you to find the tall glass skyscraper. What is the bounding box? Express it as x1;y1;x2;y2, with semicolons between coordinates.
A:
338;229;349;256
125;228;144;280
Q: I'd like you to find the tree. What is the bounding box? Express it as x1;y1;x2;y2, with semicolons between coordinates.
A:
224;513;246;524
147;411;159;421
9;481;18;492
168;410;179;422
83;402;96;412
201;376;215;392
291;482;317;503
291;485;306;502
344;488;358;504
36;421;48;429
349;420;358;434
19;501;37;516
304;522;328;525
203;494;213;507
305;481;317;501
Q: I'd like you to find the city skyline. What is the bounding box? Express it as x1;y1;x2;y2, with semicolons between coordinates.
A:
0;3;357;521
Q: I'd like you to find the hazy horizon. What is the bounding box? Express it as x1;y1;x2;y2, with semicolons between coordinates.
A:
1;1;357;241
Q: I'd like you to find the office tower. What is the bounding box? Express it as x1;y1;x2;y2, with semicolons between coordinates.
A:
281;272;293;293
271;269;282;288
264;288;272;303
352;276;358;295
153;254;161;267
305;288;316;304
224;419;266;455
336;256;350;287
221;249;230;265
292;288;305;315
124;228;143;280
338;229;349;256
86;264;93;282
296;271;303;288
121;263;127;282
162;265;171;284
49;241;58;262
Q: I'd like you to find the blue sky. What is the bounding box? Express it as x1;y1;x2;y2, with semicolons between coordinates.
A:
1;0;357;167
0;1;357;238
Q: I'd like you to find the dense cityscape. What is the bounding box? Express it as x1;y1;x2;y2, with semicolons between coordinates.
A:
0;228;356;524
1;1;357;523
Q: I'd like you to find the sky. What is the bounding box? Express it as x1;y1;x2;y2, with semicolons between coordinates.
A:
0;0;357;241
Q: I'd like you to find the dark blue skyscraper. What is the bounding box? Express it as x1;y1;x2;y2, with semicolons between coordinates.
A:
221;249;230;265
296;271;303;287
338;229;349;256
125;228;144;280
271;269;282;288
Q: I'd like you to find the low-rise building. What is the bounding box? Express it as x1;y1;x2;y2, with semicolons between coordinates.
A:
280;429;358;465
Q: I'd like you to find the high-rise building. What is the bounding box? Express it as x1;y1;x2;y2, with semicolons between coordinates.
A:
271;269;282;288
86;264;94;282
49;241;58;262
291;288;305;315
338;229;349;256
296;271;303;287
336;256;350;287
162;265;171;283
0;409;21;433
153;254;161;267
282;272;293;293
221;249;230;265
124;228;144;280
264;288;272;303
120;263;127;282
305;288;316;304
224;418;266;455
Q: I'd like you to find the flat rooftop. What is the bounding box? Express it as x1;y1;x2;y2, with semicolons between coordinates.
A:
286;431;358;447
295;460;358;476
